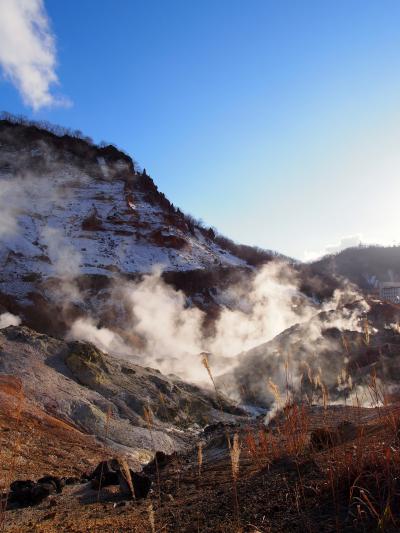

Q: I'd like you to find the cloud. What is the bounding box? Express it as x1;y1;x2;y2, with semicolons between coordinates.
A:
304;235;362;262
0;0;69;110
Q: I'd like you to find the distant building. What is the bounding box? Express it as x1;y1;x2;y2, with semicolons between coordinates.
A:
379;282;400;303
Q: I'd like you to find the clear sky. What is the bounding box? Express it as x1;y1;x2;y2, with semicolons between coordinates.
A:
0;0;399;260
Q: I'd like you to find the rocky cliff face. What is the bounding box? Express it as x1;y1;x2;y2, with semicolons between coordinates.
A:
0;325;244;457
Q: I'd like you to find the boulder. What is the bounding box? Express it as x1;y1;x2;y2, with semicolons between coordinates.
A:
8;480;35;506
9;480;35;493
143;451;176;476
88;459;152;499
88;459;120;488
118;470;152;499
8;476;64;507
37;475;64;493
30;483;56;504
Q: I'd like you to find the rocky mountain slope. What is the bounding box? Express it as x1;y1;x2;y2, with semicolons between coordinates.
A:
0;120;248;278
310;244;400;290
0;325;244;458
0;118;263;335
219;298;400;409
1;118;400;531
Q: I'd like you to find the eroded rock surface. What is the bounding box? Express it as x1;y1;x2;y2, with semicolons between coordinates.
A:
0;325;246;456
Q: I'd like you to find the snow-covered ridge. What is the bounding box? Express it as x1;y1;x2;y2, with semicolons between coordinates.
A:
0;120;246;304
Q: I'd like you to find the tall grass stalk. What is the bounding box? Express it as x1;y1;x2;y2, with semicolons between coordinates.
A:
144;404;161;507
147;501;156;533
201;352;231;450
230;433;241;528
97;405;112;502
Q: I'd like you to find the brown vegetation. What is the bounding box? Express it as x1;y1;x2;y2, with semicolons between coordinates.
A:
2;348;400;532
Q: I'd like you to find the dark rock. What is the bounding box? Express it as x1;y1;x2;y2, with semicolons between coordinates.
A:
30;483;56;504
88;459;118;480
88;459;152;498
8;475;66;508
8;485;34;506
10;480;34;493
118;470;152;499
143;451;176;476
37;475;64;493
117;470;133;497
88;460;120;488
63;476;81;485
131;471;152;499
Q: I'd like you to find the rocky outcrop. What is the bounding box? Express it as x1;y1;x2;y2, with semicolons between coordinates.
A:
218;299;400;408
88;460;152;499
0;326;246;456
6;475;75;508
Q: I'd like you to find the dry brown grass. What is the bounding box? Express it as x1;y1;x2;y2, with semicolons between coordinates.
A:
3;350;400;532
0;378;23;532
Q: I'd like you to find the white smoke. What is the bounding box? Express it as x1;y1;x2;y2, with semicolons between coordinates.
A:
69;262;366;389
216;289;371;416
41;226;82;305
123;267;205;372
68;317;129;355
0;312;21;329
42;226;81;279
0;179;21;238
208;262;314;360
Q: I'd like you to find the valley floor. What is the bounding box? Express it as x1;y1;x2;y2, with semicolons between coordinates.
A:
2;378;400;533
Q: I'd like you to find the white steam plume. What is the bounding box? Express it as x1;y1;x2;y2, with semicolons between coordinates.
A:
0;179;22;238
41;226;82;304
125;266;205;363
217;291;370;416
68;317;129;355
208;262;313;360
69;262;362;388
0;312;21;329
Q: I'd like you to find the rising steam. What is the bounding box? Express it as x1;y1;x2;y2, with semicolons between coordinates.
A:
0;131;373;413
68;261;368;397
0;312;21;329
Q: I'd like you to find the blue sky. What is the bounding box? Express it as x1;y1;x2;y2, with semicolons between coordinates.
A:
1;0;400;260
